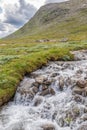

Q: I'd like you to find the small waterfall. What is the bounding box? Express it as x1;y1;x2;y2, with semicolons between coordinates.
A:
0;50;87;130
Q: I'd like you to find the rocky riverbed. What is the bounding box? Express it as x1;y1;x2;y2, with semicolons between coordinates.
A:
0;50;87;130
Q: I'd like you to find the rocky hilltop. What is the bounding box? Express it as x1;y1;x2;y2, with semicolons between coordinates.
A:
6;0;87;41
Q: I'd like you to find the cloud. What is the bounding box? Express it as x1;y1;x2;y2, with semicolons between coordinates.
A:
0;7;2;13
4;0;37;27
45;0;68;4
0;0;37;38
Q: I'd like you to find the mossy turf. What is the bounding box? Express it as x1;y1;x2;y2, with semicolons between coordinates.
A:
0;38;87;106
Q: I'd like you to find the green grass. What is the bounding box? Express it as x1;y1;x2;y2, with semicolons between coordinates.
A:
0;38;87;106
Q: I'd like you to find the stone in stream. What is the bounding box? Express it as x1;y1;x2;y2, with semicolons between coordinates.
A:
76;80;87;88
43;79;53;85
32;86;39;93
42;85;48;91
73;94;84;103
35;75;47;84
80;114;87;121
18;89;35;99
41;123;55;130
72;86;84;95
51;73;58;77
77;123;87;130
33;96;43;106
40;88;55;96
73;85;87;97
32;81;40;88
58;76;64;90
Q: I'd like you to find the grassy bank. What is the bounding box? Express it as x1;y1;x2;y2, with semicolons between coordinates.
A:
0;39;87;106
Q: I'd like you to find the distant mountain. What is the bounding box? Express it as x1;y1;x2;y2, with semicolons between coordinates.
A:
6;0;87;41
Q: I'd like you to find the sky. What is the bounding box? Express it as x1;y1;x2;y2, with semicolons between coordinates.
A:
0;0;67;38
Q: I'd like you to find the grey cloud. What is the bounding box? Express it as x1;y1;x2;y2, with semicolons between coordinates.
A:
4;0;37;27
0;7;2;13
0;23;6;31
45;0;68;4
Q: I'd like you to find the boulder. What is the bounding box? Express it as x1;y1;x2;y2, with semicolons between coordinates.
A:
73;86;87;96
35;76;47;84
40;89;50;96
32;82;39;88
40;88;55;96
49;88;55;95
41;124;55;130
33;96;43;106
76;80;87;88
32;86;39;93
77;124;87;130
42;85;48;91
72;87;84;95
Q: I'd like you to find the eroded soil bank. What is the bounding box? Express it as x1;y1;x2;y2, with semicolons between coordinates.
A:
0;50;87;130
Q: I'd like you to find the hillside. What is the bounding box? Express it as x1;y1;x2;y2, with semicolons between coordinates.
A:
0;0;87;107
6;0;87;41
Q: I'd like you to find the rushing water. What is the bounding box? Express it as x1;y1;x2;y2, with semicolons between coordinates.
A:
0;50;87;130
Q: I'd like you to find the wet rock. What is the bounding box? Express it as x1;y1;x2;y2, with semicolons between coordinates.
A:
32;82;39;88
51;73;58;77
76;80;87;88
84;108;87;113
80;114;87;121
65;77;72;87
19;89;35;99
35;76;47;84
49;88;55;95
72;86;84;95
40;89;50;96
57;117;64;127
77;123;87;130
43;79;53;85
41;123;55;130
32;86;39;93
40;88;55;96
73;95;84;103
59;76;64;90
73;85;87;96
42;85;48;91
76;69;83;75
33;96;43;106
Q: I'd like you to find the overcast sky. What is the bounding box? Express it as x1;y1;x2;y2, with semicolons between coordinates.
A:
0;0;67;38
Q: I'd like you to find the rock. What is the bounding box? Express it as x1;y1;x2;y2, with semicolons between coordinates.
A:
72;87;84;95
80;114;87;121
41;124;55;130
19;89;35;99
73;95;84;103
49;88;55;95
36;39;50;43
77;124;87;130
59;38;68;42
35;76;47;84
40;89;50;96
65;77;72;87
51;73;58;77
59;76;64;90
33;96;43;106
40;88;55;96
76;80;87;88
32;86;39;93
57;117;64;127
43;79;53;85
42;85;48;91
73;86;87;96
32;82;39;88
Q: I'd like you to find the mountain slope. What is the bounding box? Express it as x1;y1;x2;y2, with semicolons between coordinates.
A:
6;0;87;41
